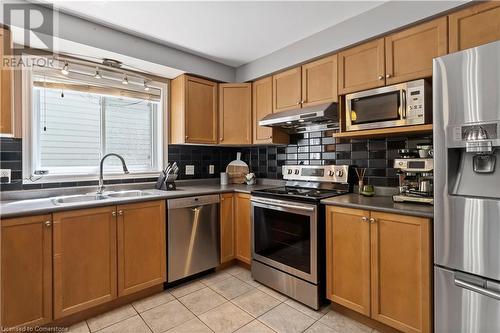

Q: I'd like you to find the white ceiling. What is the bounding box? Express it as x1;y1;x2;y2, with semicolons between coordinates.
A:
48;1;387;67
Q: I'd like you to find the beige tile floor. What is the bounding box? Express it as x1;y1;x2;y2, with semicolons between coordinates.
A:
67;266;376;333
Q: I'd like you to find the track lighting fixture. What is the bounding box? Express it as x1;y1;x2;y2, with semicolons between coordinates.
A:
94;67;102;79
61;62;69;75
122;74;128;85
144;80;150;91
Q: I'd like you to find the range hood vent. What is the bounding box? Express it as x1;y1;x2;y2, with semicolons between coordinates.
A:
259;102;338;133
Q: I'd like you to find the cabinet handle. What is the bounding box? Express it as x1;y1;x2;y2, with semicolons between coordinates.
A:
118;210;123;215
361;216;368;222
386;74;391;78
378;75;384;80
369;217;376;223
112;211;117;217
44;220;51;227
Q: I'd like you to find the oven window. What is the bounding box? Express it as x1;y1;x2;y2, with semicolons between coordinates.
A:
254;206;311;274
351;91;400;124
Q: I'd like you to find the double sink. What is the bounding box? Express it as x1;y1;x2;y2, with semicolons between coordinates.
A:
52;190;154;205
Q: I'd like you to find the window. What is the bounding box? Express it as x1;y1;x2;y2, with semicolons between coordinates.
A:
24;67;165;182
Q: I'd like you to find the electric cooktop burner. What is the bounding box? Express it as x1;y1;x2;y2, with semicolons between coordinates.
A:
254;186;348;200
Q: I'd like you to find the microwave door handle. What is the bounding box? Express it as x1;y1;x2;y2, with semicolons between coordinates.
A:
400;89;407;119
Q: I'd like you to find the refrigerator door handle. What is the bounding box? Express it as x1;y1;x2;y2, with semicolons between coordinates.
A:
454;277;500;301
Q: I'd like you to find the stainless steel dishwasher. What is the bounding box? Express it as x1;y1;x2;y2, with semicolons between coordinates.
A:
167;195;220;282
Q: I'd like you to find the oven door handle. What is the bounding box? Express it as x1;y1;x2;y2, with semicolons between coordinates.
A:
400;89;407;119
251;198;315;212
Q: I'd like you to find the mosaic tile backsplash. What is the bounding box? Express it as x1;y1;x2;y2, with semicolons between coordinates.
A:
1;131;432;191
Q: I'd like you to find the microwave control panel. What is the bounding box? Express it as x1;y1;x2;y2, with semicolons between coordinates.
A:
407;86;425;120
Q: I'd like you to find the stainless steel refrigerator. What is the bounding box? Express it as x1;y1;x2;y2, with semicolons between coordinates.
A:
433;41;500;332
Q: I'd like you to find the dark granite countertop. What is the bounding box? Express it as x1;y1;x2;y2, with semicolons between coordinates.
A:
0;182;280;219
321;193;434;218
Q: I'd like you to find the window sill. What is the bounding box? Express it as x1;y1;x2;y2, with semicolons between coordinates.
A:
23;172;161;185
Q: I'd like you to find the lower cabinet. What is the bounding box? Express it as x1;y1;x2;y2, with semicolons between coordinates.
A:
52;200;166;319
220;193;235;263
235;193;252;264
220;193;251;264
53;206;118;319
117;201;166;296
1;215;52;328
326;206;431;333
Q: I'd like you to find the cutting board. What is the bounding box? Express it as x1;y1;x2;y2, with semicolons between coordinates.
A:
226;152;249;184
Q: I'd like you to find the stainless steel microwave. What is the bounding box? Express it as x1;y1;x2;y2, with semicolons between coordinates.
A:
345;79;432;131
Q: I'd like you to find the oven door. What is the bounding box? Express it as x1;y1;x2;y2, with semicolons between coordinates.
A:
346;86;407;131
251;196;317;283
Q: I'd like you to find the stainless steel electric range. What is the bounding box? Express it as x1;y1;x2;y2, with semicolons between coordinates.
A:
250;165;350;309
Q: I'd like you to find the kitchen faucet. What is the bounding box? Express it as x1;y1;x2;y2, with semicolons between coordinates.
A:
97;153;129;195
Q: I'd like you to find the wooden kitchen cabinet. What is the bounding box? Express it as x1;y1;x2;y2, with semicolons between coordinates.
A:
370;211;431;333
252;76;289;145
302;55;338;106
234;193;251;264
1;215;52;328
326;206;431;333
220;193;235;263
219;83;252;144
272;67;302;112
170;74;218;144
326;206;371;316
53;206;118;319
117;200;166;296
1;27;13;135
449;1;500;52
385;17;448;85
338;38;385;94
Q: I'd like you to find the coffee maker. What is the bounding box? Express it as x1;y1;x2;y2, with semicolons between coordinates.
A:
393;158;434;205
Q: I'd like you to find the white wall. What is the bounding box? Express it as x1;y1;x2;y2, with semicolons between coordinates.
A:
235;0;471;82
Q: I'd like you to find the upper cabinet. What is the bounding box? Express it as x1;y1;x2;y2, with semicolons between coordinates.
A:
219;83;252;145
449;1;500;52
252;77;289;145
338;38;385;95
302;55;338;107
170;75;218;144
385;17;448;85
272;67;302;112
1;27;13;136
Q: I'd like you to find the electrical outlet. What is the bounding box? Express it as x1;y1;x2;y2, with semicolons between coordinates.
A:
185;165;195;175
209;165;214;174
0;169;11;184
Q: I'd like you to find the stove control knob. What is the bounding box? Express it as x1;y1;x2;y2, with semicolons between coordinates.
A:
328;170;334;177
287;169;293;174
335;170;344;177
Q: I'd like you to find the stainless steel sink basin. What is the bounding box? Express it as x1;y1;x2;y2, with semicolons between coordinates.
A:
53;194;109;205
106;190;152;198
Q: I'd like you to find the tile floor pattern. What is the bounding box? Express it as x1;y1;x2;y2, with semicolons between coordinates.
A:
67;266;377;333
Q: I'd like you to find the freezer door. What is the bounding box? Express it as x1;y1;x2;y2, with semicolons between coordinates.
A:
435;266;500;333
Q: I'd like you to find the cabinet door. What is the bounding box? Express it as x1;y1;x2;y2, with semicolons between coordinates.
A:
234;193;251;264
302;55;338;107
273;67;302;112
449;2;500;52
185;75;218;144
219;83;252;144
1;28;12;135
370;212;431;333
385;17;448;85
1;215;52;328
117;200;166;296
220;193;235;263
338;38;385;94
53;206;117;319
326;206;371;316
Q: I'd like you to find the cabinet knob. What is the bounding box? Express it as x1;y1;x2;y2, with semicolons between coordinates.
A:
44;220;51;227
112;211;117;216
300;100;305;104
378;75;384;80
369;217;376;223
220;138;223;141
386;74;391;78
118;210;123;215
269;135;273;139
185;136;189;140
297;101;301;105
361;216;368;222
